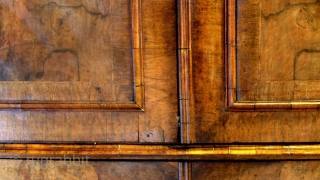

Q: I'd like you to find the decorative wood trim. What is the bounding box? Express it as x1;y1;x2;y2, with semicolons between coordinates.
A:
2;144;320;160
0;0;144;111
178;0;194;144
0;102;142;111
225;0;237;110
225;0;320;111
178;0;193;179
179;162;192;180
132;0;144;111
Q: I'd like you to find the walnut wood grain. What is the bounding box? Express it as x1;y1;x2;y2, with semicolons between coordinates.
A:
5;0;320;179
0;0;144;111
0;161;178;180
0;0;178;144
226;0;320;111
191;0;320;144
193;161;320;180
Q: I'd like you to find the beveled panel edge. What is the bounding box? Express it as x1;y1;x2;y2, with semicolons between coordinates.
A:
225;0;320;112
2;143;320;160
0;0;144;111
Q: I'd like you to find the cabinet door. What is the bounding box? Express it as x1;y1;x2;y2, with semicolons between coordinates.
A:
192;0;320;144
0;0;178;143
189;0;320;179
0;0;179;178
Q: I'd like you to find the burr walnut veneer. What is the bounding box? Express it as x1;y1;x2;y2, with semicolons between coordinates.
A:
1;0;320;179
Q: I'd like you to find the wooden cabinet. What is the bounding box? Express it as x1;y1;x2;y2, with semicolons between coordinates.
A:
1;0;320;179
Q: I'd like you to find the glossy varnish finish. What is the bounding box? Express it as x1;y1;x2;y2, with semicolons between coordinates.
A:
2;0;320;179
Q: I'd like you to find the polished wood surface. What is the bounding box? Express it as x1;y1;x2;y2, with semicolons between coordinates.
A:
178;0;193;145
192;0;320;144
193;161;320;180
0;0;178;143
2;0;320;179
0;160;178;179
3;144;320;160
0;0;142;110
227;0;320;111
189;0;320;175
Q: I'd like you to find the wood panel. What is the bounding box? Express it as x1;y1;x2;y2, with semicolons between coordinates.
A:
0;160;178;180
193;161;320;180
191;0;320;143
0;0;144;111
0;0;178;143
226;0;320;110
4;0;320;179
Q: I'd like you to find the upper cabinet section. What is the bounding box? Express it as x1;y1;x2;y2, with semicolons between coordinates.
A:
0;0;143;110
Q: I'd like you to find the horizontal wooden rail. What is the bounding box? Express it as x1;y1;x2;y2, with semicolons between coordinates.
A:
2;144;320;160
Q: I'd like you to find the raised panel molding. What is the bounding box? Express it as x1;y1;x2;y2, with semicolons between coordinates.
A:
0;0;144;111
226;0;320;111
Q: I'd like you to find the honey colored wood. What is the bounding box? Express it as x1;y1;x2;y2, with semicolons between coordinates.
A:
191;0;320;145
193;161;320;180
178;0;194;145
0;0;144;111
0;160;178;180
226;0;320;111
178;1;193;179
2;144;320;160
0;0;178;144
4;0;320;179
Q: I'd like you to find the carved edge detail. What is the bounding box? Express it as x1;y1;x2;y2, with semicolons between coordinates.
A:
225;0;320;111
0;0;144;111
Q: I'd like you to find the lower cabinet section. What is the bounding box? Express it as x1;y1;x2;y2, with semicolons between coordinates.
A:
4;160;320;179
193;161;320;180
0;160;178;179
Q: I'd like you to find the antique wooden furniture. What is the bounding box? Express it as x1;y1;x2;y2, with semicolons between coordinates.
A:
1;0;320;179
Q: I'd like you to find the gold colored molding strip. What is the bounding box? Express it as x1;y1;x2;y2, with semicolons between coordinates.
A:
2;144;320;160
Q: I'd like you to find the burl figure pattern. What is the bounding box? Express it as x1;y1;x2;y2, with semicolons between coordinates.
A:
0;0;120;82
